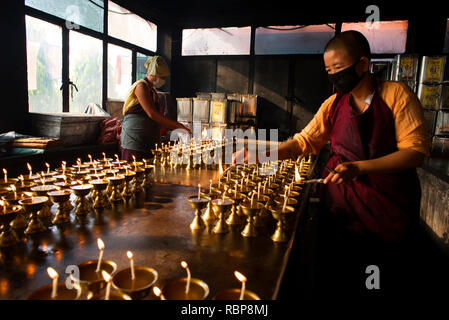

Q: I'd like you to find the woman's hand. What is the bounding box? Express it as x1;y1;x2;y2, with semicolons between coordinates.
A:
176;122;192;135
323;162;361;184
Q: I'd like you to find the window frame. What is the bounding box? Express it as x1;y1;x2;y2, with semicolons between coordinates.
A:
24;2;158;113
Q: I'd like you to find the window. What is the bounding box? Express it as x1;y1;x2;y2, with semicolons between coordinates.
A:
26;16;62;113
108;43;132;100
341;20;408;54
136;53;151;80
255;24;336;55
444;19;449;53
25;0;104;33
108;1;157;52
69;31;103;113
182;27;251;56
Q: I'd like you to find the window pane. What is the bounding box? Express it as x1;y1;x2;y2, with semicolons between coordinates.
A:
444;18;449;53
136;53;150;80
255;24;336;55
108;43;132;100
341;20;408;54
26;15;62;113
108;1;157;52
69;31;103;113
25;0;104;33
182;27;251;56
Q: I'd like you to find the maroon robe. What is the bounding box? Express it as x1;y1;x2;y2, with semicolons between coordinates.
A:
320;89;421;244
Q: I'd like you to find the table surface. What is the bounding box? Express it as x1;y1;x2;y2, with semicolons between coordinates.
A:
0;165;309;300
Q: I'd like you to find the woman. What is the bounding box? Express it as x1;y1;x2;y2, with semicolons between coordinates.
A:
234;31;430;291
120;56;191;161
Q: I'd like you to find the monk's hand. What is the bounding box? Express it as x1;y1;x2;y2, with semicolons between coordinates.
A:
323;162;360;184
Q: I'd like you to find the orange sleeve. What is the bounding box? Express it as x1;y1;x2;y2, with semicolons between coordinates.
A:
380;81;431;156
293;94;336;155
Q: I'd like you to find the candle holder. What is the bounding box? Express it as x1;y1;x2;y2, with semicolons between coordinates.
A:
112;266;158;300
0;205;21;247
254;194;271;228
121;171;136;206
188;195;211;231
71;184;93;216
48;190;72;225
0;178;18;188
200;190;220;226
131;168;145;195
107;175;125;204
19;196;49;235
30;185;57;219
27;282;81;300
240;201;264;238
211;198;234;234
274;196;298;209
270;205;295;242
76;260;117;295
142;165;154;189
224;192;245;226
162;277;209;300
54;181;76;212
213;288;260;300
90;179;110;209
16;181;35;192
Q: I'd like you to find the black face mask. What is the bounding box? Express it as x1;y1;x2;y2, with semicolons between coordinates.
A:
328;61;364;94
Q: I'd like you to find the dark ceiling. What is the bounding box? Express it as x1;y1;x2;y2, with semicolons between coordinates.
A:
113;0;432;30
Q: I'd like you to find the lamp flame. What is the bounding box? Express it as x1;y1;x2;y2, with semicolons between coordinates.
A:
47;267;58;280
295;165;302;184
180;261;188;269
153;286;162;297
218;162;223;176
101;270;111;282
126;250;133;260
234;271;247;283
97;238;105;250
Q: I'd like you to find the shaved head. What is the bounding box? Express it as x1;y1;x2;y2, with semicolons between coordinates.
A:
324;30;371;63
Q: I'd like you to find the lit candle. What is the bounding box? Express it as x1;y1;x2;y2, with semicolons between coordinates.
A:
197;184;201;200
257;182;261;200
223;186;227;201
95;238;105;272
1;200;5;213
153;286;166;300
250;191;255;206
102;152;107;162
234;271;247;300
45;163;50;174
27;163;32;178
11;185;17;199
114;154;119;163
2;168;6;183
102;270;112;300
77;159;81;173
88;154;93;164
283;190;288;212
209;179;212;194
132;155;137;171
180;261;191;295
127;250;135;280
47;267;59;299
19;175;24;187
